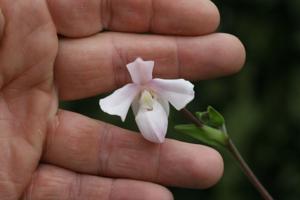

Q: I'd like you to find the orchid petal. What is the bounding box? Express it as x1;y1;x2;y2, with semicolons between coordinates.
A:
156;96;170;116
126;57;154;85
99;83;140;121
150;78;195;110
131;97;140;116
135;100;168;143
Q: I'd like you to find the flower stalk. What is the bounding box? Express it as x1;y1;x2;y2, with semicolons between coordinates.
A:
180;108;273;200
227;138;273;200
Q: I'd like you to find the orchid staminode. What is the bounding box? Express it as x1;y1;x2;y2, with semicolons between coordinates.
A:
99;57;195;143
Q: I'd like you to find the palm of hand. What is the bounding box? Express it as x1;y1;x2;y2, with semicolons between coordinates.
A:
0;1;58;198
0;0;245;199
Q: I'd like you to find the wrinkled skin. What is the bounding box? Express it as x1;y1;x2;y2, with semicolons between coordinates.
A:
0;0;245;199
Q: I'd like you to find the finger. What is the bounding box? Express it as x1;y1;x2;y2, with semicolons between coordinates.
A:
43;110;223;189
22;164;173;200
47;0;219;37
55;32;245;100
0;8;4;39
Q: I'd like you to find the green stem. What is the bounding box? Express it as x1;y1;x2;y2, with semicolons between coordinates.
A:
227;138;273;200
181;108;203;127
181;108;274;200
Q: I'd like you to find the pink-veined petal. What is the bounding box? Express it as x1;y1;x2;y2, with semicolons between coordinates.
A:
99;83;140;121
149;78;195;110
126;57;154;85
135;100;168;143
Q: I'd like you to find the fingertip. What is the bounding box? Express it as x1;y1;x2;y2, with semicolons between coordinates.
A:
158;186;174;200
176;33;246;80
181;145;224;189
197;33;246;77
152;0;221;35
195;146;224;188
217;33;246;75
201;0;221;34
141;183;174;200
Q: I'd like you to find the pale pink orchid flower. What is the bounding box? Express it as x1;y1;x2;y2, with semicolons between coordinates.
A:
99;57;195;143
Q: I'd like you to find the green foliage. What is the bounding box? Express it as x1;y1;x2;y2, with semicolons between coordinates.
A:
175;124;228;147
175;106;228;147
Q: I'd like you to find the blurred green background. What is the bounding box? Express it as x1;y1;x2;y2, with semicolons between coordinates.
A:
61;0;300;199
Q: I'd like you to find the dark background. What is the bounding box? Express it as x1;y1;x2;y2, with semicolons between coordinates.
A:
61;0;300;199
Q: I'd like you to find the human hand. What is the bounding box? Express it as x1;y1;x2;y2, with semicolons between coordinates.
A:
0;0;245;199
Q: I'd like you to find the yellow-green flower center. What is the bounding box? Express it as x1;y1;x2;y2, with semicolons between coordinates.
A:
139;90;155;111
